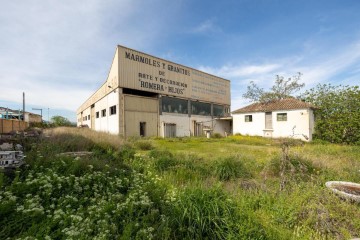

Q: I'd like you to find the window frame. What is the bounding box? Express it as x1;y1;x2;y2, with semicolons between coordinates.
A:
109;105;116;115
101;109;106;117
277;113;287;121
161;96;188;114
245;115;253;122
191;101;211;116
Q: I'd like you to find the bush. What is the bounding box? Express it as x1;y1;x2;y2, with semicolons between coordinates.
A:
213;156;252;181
149;149;178;172
211;133;223;138
135;140;154;150
116;144;136;160
303;84;360;144
310;139;330;145
267;154;319;182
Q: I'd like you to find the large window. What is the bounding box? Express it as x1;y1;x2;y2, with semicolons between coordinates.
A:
191;101;211;116
110;105;116;115
245;115;253;122
162;96;188;114
213;104;225;117
277;113;287;121
101;109;106;117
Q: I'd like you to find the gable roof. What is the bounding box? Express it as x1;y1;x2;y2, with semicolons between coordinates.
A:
232;98;317;114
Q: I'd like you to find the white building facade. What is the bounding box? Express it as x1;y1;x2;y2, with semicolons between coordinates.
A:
77;45;231;137
232;98;316;141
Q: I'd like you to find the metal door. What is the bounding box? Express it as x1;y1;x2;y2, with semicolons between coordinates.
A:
164;123;176;138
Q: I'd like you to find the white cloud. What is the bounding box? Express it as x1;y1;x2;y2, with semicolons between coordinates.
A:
198;40;360;110
299;41;360;87
199;63;281;79
191;19;220;34
0;0;182;114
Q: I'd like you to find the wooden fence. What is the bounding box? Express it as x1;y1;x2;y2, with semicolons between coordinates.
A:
0;119;29;134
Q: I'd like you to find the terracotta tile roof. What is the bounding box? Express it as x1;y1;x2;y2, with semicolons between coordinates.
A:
232;98;317;114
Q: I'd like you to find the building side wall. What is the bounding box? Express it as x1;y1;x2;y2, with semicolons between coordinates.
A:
160;114;231;137
190;115;214;134
81;108;92;128
124;95;158;137
233;112;265;136
93;90;120;134
29;114;42;123
160;114;191;137
213;119;232;136
272;109;310;140
233;109;313;141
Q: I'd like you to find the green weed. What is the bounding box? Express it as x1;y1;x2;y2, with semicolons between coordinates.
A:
135;140;154;150
213;156;252;181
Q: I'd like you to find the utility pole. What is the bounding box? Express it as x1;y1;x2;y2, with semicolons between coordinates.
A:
23;92;25;121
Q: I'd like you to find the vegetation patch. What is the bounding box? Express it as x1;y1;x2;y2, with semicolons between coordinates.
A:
149;149;178;172
135;140;154;150
2;128;360;239
213;156;252;181
166;187;268;239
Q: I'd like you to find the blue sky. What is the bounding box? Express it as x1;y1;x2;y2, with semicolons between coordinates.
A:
1;0;360;122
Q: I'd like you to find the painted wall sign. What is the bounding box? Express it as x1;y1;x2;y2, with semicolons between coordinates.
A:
119;46;230;104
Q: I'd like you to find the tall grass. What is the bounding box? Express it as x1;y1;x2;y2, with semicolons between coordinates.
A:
46;127;125;150
213;156;252;181
2;127;360;239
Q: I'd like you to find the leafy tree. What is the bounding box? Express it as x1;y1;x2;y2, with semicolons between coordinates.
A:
302;84;360;144
51;115;74;127
243;72;304;102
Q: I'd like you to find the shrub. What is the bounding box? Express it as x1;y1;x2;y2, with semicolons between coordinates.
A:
149;149;178;172
211;133;223;138
135;140;154;150
116;144;136;160
213;156;252;181
267;154;319;182
310;139;330;145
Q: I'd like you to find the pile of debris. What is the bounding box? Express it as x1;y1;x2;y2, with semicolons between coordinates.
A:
0;142;25;169
0;127;43;140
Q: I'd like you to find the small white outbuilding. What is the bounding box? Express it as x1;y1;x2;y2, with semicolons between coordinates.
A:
232;98;317;141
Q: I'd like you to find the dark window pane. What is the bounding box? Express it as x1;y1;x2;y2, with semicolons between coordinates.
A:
162;97;188;114
245;115;253;122
110;105;116;115
277;113;287;121
191;101;211;116
213;104;224;117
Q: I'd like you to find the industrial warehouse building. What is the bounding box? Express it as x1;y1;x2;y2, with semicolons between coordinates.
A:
77;45;231;137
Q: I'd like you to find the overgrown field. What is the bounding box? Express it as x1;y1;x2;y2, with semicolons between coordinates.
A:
1;127;360;239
